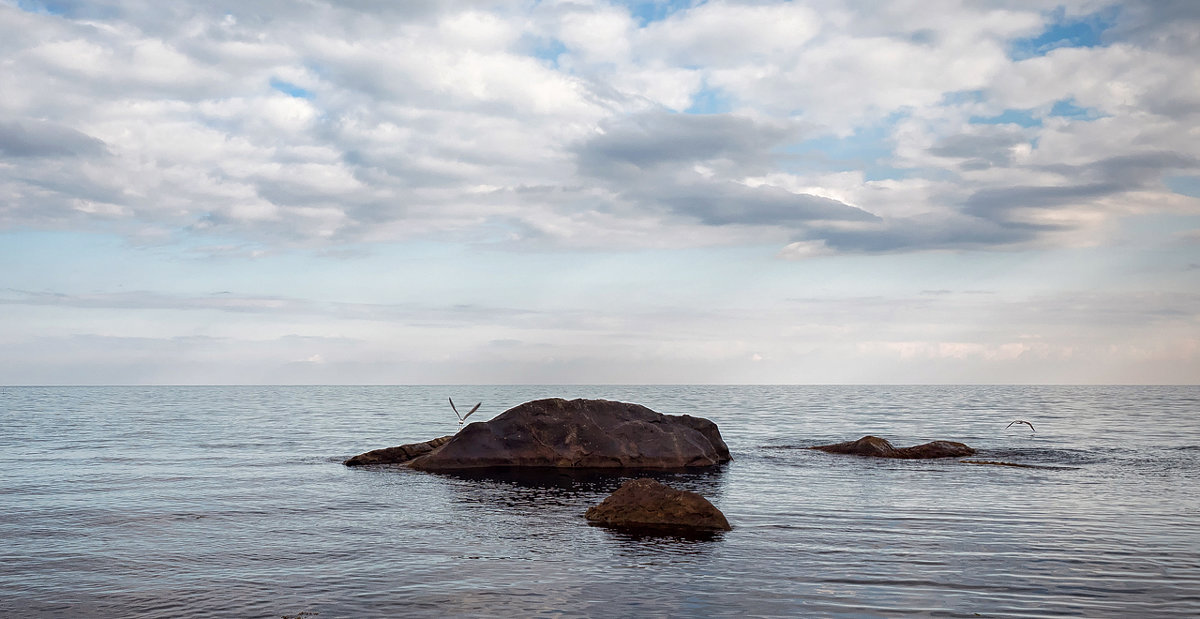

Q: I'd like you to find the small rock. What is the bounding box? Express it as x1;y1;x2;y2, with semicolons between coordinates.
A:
810;435;975;459
585;478;731;532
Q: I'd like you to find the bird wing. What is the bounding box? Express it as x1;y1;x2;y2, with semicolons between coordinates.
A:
1024;421;1036;432
1006;420;1017;429
449;397;462;420
462;402;481;422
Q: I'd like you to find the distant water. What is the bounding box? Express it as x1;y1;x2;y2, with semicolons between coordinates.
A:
2;385;1199;618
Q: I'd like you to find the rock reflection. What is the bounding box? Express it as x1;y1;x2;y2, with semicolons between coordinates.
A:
598;525;728;544
601;526;724;573
437;465;728;494
435;466;731;525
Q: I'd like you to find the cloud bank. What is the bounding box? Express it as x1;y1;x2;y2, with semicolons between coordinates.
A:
2;0;1196;254
2;0;1198;384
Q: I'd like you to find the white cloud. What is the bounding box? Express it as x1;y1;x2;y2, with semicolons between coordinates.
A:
1;0;1198;383
640;1;823;67
557;6;635;63
3;0;1196;253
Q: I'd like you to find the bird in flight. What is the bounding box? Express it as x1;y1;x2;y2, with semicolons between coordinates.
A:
449;398;481;426
1006;419;1036;432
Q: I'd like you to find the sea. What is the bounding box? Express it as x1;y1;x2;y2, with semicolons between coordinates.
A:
2;385;1198;618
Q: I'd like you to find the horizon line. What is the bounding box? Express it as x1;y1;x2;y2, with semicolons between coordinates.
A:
2;383;1196;388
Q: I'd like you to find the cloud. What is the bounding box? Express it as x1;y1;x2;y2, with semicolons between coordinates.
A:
964;183;1122;215
812;213;1044;253
964;151;1199;218
576;111;794;175
1103;0;1200;52
928;125;1032;168
657;180;879;226
0;120;108;158
637;1;822;67
574;109;877;233
5;0;1200;386
0;0;1197;257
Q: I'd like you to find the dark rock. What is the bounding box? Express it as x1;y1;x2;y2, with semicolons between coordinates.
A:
810;435;975;459
408;398;730;471
344;436;453;466
585;478;731;532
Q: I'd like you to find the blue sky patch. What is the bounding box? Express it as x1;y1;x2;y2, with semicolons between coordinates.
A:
270;78;313;99
530;37;568;67
16;0;70;15
781;122;900;179
1166;176;1200;198
941;90;986;106
1010;7;1119;60
617;0;696;26
1049;98;1104;121
685;86;732;115
969;108;1042;128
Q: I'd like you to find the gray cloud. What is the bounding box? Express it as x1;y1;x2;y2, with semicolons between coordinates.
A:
863;164;1176;253
812;213;1048;253
1105;0;1200;52
928;126;1030;169
1;0;1197;258
799;148;1197;252
964;182;1121;216
0;120;108;158
577;112;797;177
965;151;1198;218
575;110;876;228
654;179;878;226
1090;151;1199;184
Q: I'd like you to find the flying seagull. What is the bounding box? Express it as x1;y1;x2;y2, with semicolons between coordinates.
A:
1006;419;1036;432
449;398;481;426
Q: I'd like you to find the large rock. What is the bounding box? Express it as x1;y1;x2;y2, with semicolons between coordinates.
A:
585;478;731;532
407;398;731;471
810;435;975;459
344;436;453;466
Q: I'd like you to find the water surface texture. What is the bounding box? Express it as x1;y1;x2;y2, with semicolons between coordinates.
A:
2;385;1198;617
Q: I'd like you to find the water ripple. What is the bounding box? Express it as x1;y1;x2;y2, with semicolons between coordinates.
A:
1;385;1198;617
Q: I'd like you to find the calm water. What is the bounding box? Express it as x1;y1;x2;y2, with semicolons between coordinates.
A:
2;385;1198;618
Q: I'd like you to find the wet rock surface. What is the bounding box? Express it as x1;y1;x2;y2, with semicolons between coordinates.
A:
810;435;975;459
407;398;731;471
585;478;731;532
344;436;453;466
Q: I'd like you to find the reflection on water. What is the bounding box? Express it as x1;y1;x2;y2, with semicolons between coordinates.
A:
1;385;1199;618
433;465;730;498
597;524;728;544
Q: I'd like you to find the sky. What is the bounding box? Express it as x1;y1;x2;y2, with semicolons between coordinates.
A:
1;0;1198;385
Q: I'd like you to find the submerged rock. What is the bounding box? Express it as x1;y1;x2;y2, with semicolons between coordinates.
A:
585;478;731;532
810;435;975;459
344;436;453;466
960;459;1036;468
407;398;731;471
961;460;1077;470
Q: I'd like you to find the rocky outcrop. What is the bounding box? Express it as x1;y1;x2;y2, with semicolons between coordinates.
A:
810;435;975;459
585;478;731;532
344;436;453;466
407;398;731;471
